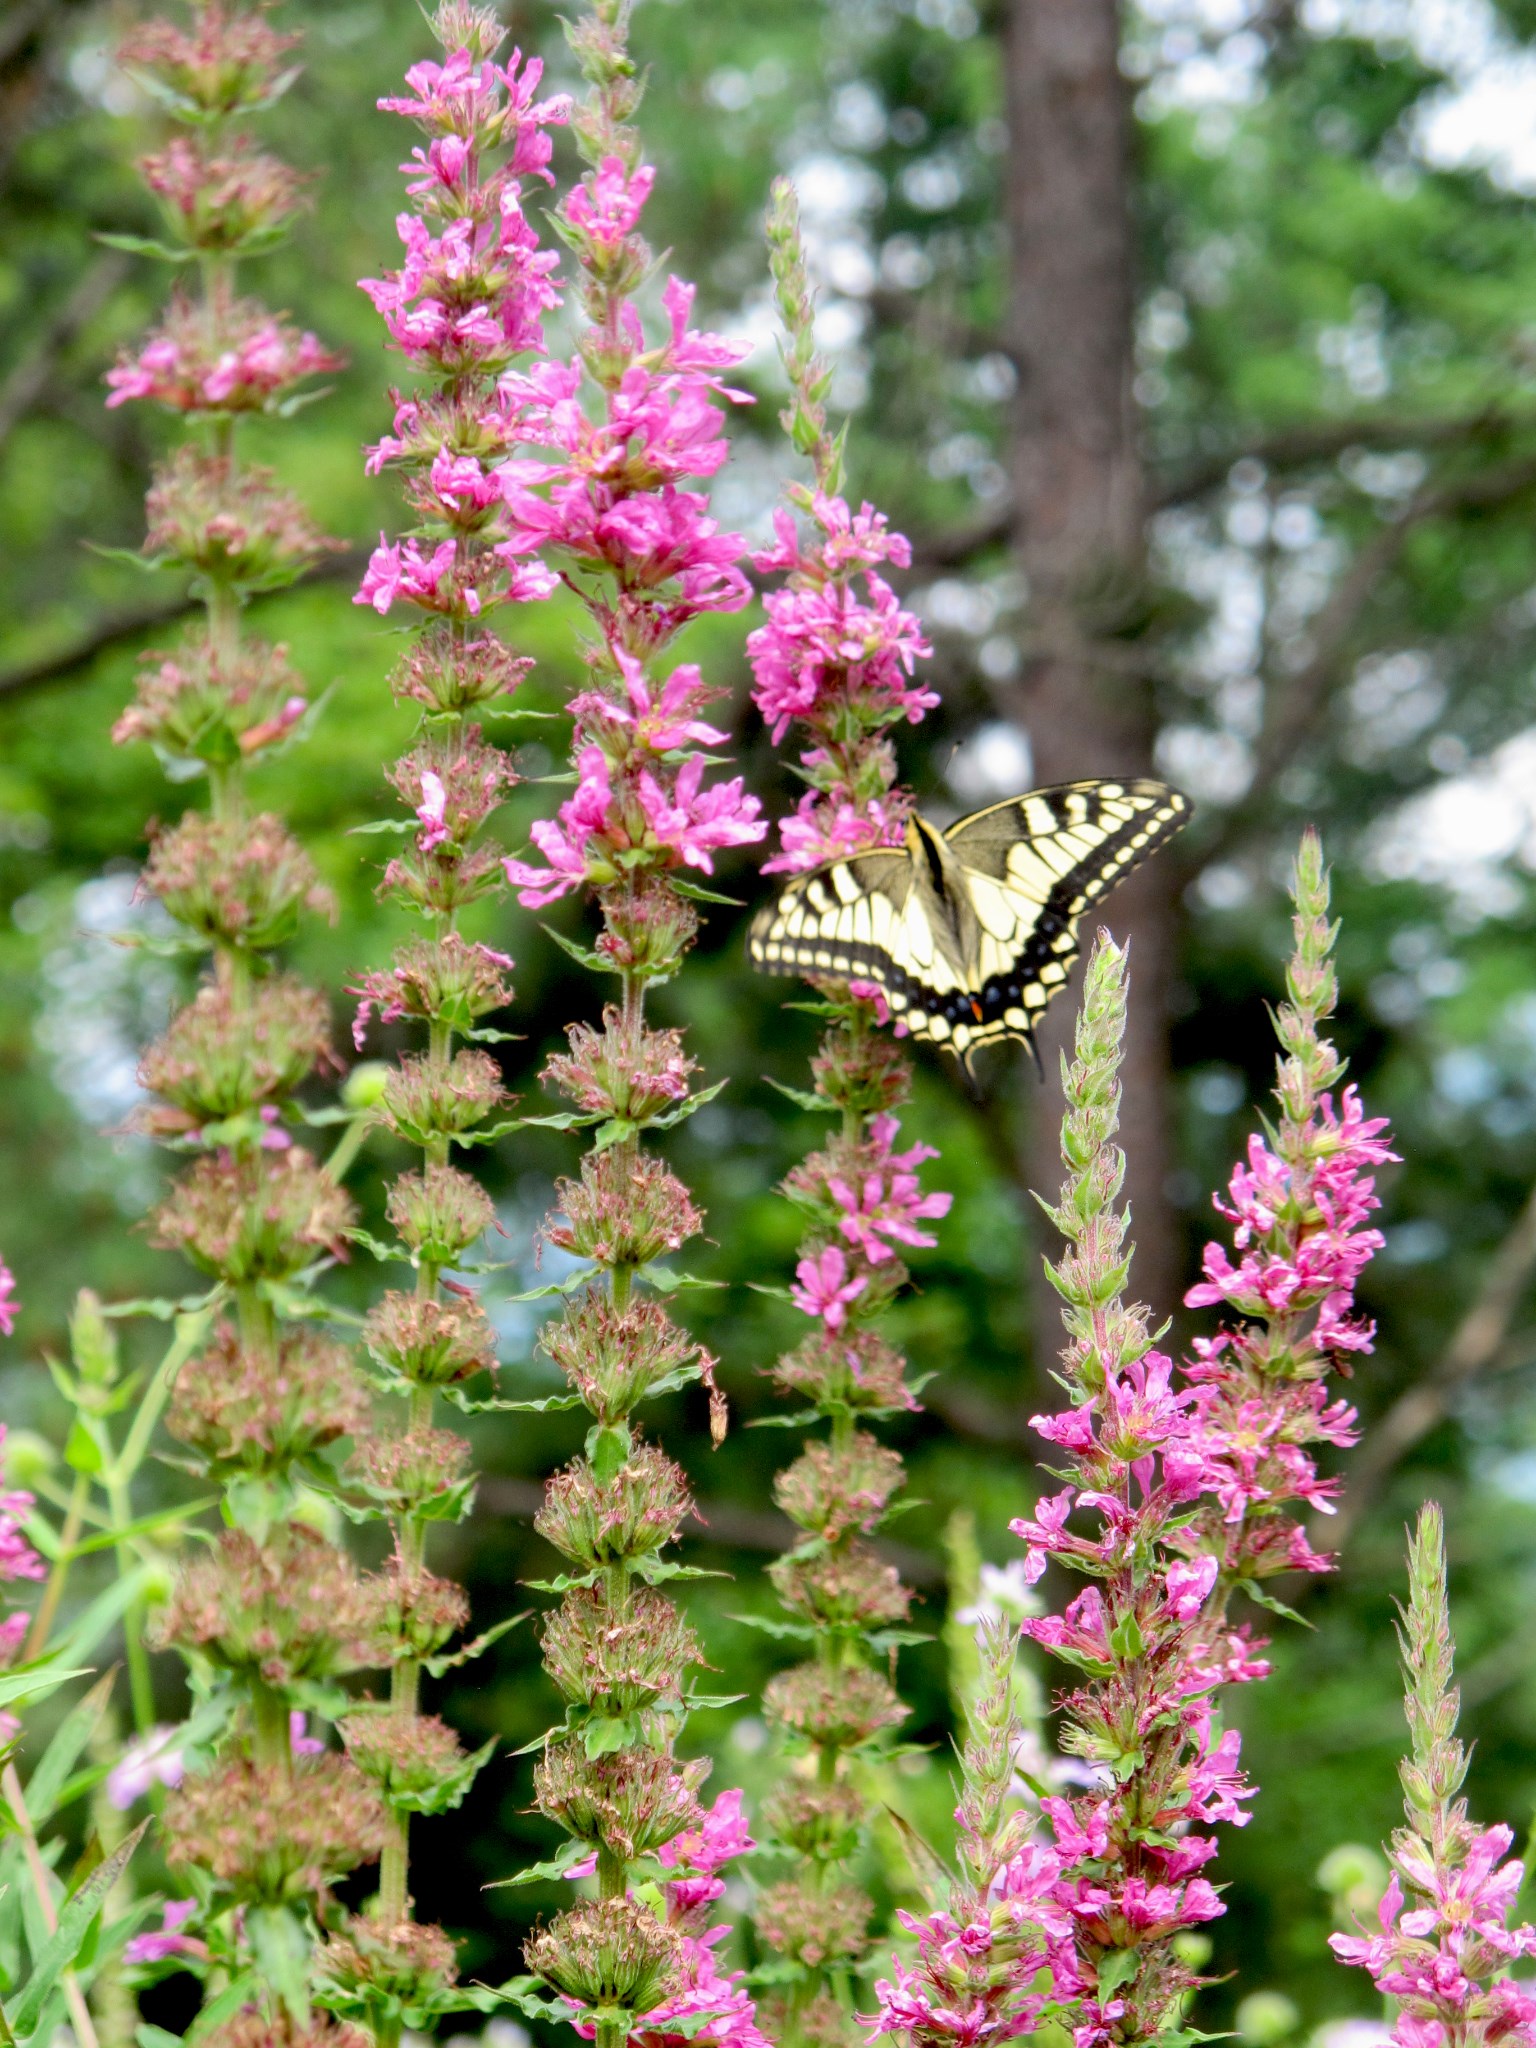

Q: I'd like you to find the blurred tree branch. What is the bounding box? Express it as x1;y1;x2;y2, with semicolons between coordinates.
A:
0;251;130;453
0;548;370;703
1326;1180;1536;1556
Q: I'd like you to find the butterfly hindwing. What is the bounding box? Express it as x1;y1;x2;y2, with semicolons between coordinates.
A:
939;778;1191;1054
748;777;1189;1060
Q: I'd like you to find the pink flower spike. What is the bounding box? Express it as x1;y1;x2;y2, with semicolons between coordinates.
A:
0;1260;16;1338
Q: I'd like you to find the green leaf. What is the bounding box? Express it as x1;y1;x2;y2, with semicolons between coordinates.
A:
64;1497;216;1560
346;818;413;838
540;924;609;973
482;1838;589;1890
94;230;196;262
1238;1582;1312;1628
644;1266;726;1294
245;1905;311;2021
185;1973;258;2045
583;1713;640;1759
52;1563;162;1667
762;1077;838;1114
5;1820;147;2040
590;1425;629;1486
471;1389;584;1415
23;1673;116;1828
669;879;745;906
726;1612;817;1641
422;1611;527;1678
1094;1949;1143;2000
1108;1611;1146;1660
139;2028;186;2048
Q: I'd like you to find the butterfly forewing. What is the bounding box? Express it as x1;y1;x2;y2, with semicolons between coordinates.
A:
748;777;1189;1060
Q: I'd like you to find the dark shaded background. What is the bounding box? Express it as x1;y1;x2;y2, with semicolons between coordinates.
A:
8;0;1536;2039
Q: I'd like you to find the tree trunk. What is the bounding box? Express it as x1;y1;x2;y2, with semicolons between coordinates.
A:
999;0;1180;1384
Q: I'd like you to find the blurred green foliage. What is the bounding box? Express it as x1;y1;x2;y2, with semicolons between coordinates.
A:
8;0;1536;2039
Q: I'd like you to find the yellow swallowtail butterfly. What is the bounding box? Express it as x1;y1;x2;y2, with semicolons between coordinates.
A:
748;778;1190;1064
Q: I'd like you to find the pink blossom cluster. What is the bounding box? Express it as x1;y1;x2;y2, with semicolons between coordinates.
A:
355;42;569;632
749;493;936;874
639;1791;769;2048
872;1841;1079;2048
785;1115;952;1335
107;297;342;414
504;661;763;908
1332;1828;1536;2048
984;880;1391;2047
0;1422;43;1668
0;1257;15;1337
124;1899;208;1970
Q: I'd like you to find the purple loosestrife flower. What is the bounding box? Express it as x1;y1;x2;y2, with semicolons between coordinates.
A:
980;836;1391;2048
741;178;951;2045
0;1259;16;1338
1331;1503;1536;2048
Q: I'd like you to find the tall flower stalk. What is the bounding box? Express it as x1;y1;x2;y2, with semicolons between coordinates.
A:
343;5;570;2034
486;7;766;2048
105;7;388;2037
973;836;1390;2048
742;183;951;2048
1330;1502;1536;2048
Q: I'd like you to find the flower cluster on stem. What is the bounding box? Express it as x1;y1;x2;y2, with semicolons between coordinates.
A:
743;183;951;2048
484;9;762;2048
946;835;1393;2048
1330;1502;1536;2048
107;8;383;2037
345;6;572;2033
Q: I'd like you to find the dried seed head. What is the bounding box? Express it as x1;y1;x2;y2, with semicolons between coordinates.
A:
811;1021;912;1118
761;1779;864;1862
361;1288;497;1387
115;632;309;762
763;1661;905;1751
774;1431;905;1539
378;1050;508;1148
139;975;331;1129
166;1324;369;1477
365;1555;470;1662
349;1428;472;1520
534;1442;692;1566
163;1754;386;1902
389;625;532;715
338;1710;469;1807
541;1584;701;1715
540;1290;704;1424
534;1739;705;1862
143;810;335;951
118;4;302;119
546;1151;702;1269
524;1896;679;2013
386;1163;497;1267
144;449;338;588
769;1327;916;1414
768;1543;910;1629
151;1525;378;1684
594;878;699;978
315;1914;458;2009
150;1147;355;1282
755;1877;870;1968
543;1007;696;1124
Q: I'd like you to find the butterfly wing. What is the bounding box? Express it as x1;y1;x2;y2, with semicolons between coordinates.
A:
748;849;973;1028
938;777;1190;1055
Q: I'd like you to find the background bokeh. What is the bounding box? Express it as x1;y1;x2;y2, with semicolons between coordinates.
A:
6;0;1536;2039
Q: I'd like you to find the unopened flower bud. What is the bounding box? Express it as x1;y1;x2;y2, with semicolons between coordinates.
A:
386;1162;496;1267
389;626;532;714
151;1147;354;1282
541;1585;700;1715
811;1020;912;1117
343;1062;392;1111
525;1896;679;2014
361;1288;497;1386
139;139;308;253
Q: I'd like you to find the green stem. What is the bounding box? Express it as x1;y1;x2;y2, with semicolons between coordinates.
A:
25;1472;89;1660
104;1472;155;1736
250;1681;292;1771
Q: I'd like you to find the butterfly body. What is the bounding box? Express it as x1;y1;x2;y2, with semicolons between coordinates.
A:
749;778;1190;1063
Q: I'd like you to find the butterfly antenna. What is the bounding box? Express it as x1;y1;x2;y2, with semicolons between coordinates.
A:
1027;1031;1044;1084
